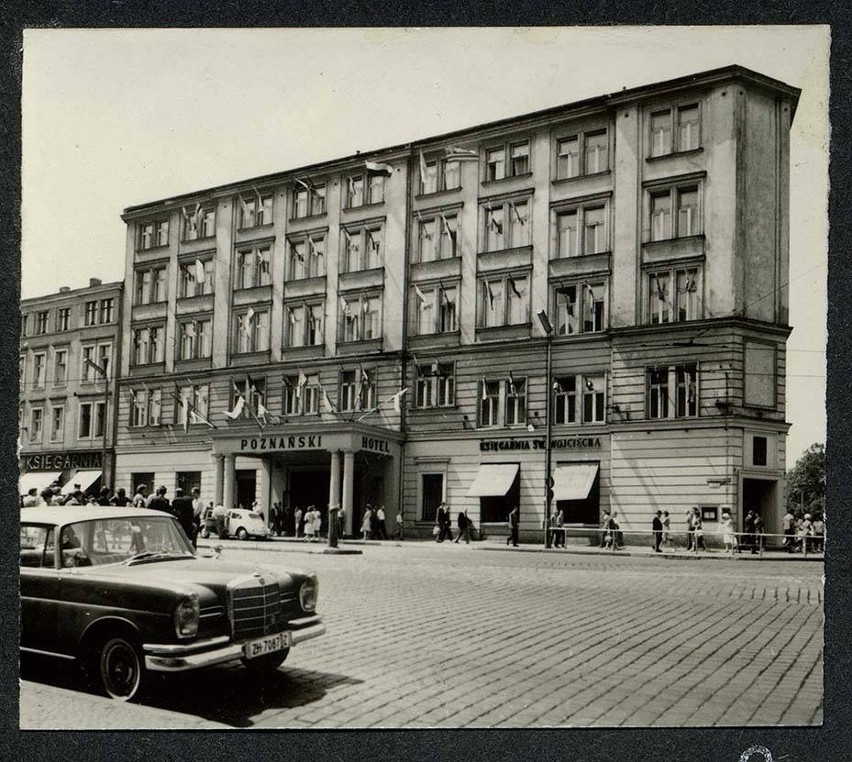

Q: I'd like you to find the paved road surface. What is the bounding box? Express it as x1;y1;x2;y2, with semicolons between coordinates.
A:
20;542;823;729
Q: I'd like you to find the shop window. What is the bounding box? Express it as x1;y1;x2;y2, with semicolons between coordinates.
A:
557;467;600;524
414;362;455;408
177;471;202;495
420;473;444;522
554;281;606;335
647;266;701;324
293;181;327;218
479;472;521;524
647;364;698;419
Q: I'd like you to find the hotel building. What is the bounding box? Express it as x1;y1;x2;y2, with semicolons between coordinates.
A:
19;279;123;497
112;65;799;540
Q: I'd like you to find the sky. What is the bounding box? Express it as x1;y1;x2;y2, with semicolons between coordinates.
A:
20;26;829;462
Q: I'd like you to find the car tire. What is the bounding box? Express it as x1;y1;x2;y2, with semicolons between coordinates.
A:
93;635;145;701
241;648;289;674
236;527;248;541
200;527;210;539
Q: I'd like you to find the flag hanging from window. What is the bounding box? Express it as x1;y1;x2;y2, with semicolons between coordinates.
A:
486;281;496;308
347;176;356;200
194;259;205;283
414;284;429;305
293;246;305;264
440;213;456;243
508;276;523;299
257;399;269;422
552;380;564;394
509;201;525;225
481;377;489;401
392;387;408;414
419;149;428;184
296;178;313;193
585;378;595;391
655;276;667;302
488;213;503;235
431;361;440;376
340;296;351;317
185;321;196;338
287;306;296;325
444;146;479;161
360;295;369;314
320;384;337;413
508;371;517;397
441;287;452;307
365;160;393;174
585;282;596;300
224;395;245;420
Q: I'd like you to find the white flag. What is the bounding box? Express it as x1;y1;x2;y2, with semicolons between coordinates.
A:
224;396;245;420
414;284;429;305
392;387;409;414
194;259;205;283
365;160;393;174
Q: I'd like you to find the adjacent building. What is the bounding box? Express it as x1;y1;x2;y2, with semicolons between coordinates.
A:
109;65;798;541
19;279;123;497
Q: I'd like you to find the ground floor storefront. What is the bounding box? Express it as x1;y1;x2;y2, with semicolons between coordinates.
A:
18;449;111;500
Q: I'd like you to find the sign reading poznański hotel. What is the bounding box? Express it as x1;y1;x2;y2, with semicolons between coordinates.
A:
479;437;603;452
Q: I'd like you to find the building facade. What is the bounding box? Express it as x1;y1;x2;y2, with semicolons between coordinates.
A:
19;279;123;497
112;66;799;540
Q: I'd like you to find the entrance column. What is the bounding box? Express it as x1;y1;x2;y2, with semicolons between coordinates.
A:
259;458;272;520
342;450;355;536
329;451;341;510
213;454;224;505
223;454;236;511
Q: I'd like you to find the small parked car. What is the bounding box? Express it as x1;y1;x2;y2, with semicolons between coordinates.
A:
20;506;324;700
200;507;270;541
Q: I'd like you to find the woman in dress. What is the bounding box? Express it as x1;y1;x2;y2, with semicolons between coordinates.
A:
304;506;316;542
721;512;736;554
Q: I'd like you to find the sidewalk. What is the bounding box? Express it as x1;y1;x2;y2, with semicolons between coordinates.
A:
20;681;229;730
197;535;824;561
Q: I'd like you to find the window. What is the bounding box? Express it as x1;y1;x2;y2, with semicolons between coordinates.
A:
753;435;768;467
555;203;608;257
553;374;606;424
289;236;325;280
178;318;212;360
182;204;215;241
130;388;162;427
484;200;530;252
285;302;324;348
647;182;701;241
412;283;458;335
138;219;169;250
345;174;384;208
56;308;70;332
506;375;527;426
84;301;98;326
232;377;266;421
131;326;165;365
238;191;273;228
100;299;114;324
744;341;776;408
339;368;377;412
486;140;530;181
179;258;214;298
134;265;168;305
81;343;112;382
53;349;67;386
649;104;701;157
35;311;49;335
50;405;64;442
554;281;606;335
556;129;609;179
283;373;320;416
32;353;46;389
234;245;272;289
414;362;455;408
647;364;698;419
647;266;701;324
233;308;270;354
79;400;106;439
415;212;458;263
340;294;382;342
478;380;501;427
342;227;383;273
479;274;529;328
293;181;327;218
21;314;28;337
175;384;210;429
30;407;43;443
420;473;445;522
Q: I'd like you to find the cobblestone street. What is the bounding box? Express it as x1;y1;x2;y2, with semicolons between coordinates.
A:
21;543;823;729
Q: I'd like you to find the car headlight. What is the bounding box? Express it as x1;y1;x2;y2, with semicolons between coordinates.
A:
299;577;318;613
174;593;200;638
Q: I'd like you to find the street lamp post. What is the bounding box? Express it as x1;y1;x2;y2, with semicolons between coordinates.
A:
85;358;110;491
537;310;554;549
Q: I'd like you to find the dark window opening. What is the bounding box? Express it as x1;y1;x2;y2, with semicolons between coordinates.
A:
480;472;521;523
753;436;768;467
556;471;600;524
421;474;444;523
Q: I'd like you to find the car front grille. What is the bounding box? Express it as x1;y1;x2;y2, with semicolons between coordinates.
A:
230;579;283;640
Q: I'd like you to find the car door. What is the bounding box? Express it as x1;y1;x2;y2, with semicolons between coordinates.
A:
19;523;62;655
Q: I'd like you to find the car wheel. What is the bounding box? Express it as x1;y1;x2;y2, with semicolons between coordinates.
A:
200;527;210;539
242;648;289;674
97;636;144;701
236;527;248;541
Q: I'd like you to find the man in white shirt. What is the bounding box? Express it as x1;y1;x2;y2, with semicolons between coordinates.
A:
377;506;388;540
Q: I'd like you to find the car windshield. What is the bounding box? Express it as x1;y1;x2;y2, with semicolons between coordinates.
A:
21;516;194;569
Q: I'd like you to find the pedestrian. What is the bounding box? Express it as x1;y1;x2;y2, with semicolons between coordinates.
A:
368;505;380;540
147;486;171;514
436;502;453;543
753;513;764;554
171;487;196;547
361;507;372;540
555;508;565;548
506;505;520;547
337;505;346;539
812;514;825;553
304;505;316;542
63;483;85;506
661;510;675;551
110;488;130;507
684;508;695;551
212;503;228;537
691;508;707;551
652;510;663;552
377;505;389;540
550;507;562;548
269;501;279;535
132;484;148;508
97;486;112;506
782;509;796;553
191;487;204;538
743;510;756;554
395;509;403;540
22;488;40;507
455;508;472;544
599;510;611;548
294;506;304;538
605;511;623;550
799;513;813;554
721;511;736;554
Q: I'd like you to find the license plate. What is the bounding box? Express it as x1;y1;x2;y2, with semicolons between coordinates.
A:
243;631;291;659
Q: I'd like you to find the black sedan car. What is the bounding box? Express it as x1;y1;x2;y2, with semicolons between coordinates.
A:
20;506;324;700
